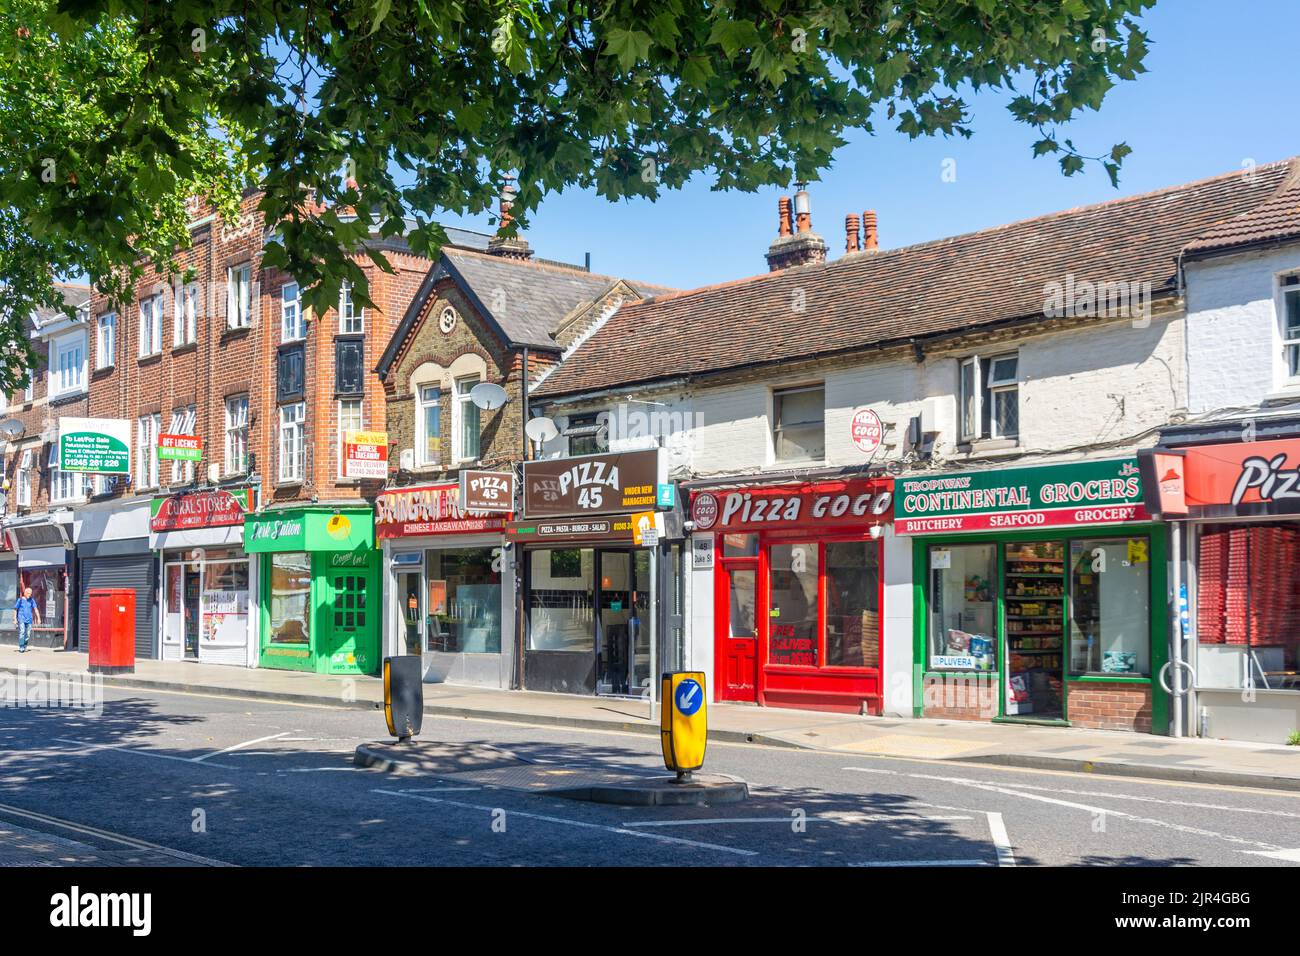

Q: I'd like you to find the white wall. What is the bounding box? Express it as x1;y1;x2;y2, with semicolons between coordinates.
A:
1185;245;1300;414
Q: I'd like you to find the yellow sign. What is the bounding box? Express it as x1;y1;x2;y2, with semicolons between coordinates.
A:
661;671;707;774
632;511;661;546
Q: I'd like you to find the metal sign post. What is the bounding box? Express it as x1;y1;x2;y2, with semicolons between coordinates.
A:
648;541;658;719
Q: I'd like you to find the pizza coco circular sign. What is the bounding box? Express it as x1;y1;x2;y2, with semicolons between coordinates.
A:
850;408;883;455
691;492;719;530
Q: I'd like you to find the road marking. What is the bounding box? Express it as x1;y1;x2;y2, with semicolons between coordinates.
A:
54;737;239;770
622;813;971;828
274;766;368;774
1244;847;1300;863
373;788;758;857
986;812;1016;867
964;780;1300;819
850;859;991;867
843;765;1284;853
194;732;290;762
0;801;233;867
397;787;483;793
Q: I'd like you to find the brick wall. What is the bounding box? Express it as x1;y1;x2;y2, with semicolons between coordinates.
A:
1066;681;1153;732
920;674;1000;721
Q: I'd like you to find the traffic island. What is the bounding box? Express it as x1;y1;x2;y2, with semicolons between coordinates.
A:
354;740;529;776
549;773;749;806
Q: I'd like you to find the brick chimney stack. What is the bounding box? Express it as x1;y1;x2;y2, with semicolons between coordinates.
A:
487;176;534;260
765;185;827;271
845;213;861;254
862;210;879;252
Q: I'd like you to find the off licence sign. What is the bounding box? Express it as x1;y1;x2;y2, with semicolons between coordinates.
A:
158;433;202;461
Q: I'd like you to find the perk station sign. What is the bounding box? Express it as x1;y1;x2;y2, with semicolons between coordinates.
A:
150;489;249;533
375;483;508;538
58;417;130;474
158;433;202;462
343;430;389;480
521;448;665;518
894;458;1148;535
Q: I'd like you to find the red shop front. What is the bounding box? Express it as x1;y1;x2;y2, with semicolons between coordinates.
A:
690;477;893;714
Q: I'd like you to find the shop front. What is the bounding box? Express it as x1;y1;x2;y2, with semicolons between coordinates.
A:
244;506;379;676
75;497;155;658
150;489;255;666
508;448;684;698
377;479;513;687
689;477;893;714
896;458;1168;733
0;538;18;647
4;514;74;650
1144;423;1300;743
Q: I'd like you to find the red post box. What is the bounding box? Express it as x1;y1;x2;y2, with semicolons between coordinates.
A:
88;588;136;674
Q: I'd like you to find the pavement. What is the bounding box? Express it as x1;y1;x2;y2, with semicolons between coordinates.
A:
3;644;1299;793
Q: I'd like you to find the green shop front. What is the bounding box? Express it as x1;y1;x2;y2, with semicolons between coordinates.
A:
244;507;380;676
895;458;1168;733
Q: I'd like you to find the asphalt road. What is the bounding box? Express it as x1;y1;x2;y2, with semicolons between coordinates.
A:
1;685;1298;868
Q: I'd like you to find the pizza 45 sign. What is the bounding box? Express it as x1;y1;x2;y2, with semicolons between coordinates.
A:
522;448;665;518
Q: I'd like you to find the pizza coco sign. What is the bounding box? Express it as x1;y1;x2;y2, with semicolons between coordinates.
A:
691;478;893;532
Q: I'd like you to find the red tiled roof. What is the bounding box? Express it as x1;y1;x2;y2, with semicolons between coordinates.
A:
534;159;1298;399
1184;162;1300;256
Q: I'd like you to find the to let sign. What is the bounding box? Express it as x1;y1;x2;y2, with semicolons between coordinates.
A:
58;417;131;474
460;469;515;513
522;448;665;518
343;430;388;480
158;434;202;462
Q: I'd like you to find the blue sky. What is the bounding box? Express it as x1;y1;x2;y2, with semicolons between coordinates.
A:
435;0;1300;290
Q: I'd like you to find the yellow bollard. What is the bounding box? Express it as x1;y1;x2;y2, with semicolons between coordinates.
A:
661;671;707;782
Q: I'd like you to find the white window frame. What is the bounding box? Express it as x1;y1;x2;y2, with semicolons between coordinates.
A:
771;383;826;464
174;282;198;346
49;329;87;399
22;377;33;403
281;281;304;342
15;447;33;507
278;402;306;483
50;463;90;504
416;385;440;467
136;412;162;489
168;405;197;485
959;356;981;443
96;311;116;370
986;354;1020;440
339;281;364;334
138;295;164;357
1281;277;1300;385
337;398;364;478
224;395;250;476
453;375;481;464
227;263;252;329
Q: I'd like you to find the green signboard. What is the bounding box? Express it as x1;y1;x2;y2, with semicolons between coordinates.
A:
895;458;1147;535
58;417;131;474
243;507;375;553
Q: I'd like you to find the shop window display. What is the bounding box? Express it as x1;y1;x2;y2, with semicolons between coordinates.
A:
768;543;818;665
269;552;311;645
824;541;879;668
927;544;996;671
528;547;594;651
1068;537;1150;676
426;547;502;654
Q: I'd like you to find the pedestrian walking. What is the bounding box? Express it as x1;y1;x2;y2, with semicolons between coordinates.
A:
14;586;40;653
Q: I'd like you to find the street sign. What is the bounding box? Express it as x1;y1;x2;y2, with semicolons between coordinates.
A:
661;671;707;776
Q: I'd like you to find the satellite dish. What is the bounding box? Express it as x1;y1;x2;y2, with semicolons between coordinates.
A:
525;416;559;444
0;419;26;441
470;381;508;411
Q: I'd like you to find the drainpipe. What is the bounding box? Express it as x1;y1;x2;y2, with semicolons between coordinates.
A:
521;348;530;459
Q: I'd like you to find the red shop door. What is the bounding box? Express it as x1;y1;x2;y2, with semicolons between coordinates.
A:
716;558;759;702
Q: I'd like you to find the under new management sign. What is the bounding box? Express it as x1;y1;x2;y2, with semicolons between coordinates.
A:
893;458;1148;535
58;418;131;474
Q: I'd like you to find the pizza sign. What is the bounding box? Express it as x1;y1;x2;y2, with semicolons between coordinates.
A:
850;408;883;455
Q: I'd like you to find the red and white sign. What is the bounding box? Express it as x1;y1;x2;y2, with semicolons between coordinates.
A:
893;504;1150;536
1182;437;1300;513
376;483;509;538
691;478;893;533
850;408;884;455
343;430;388;480
150;489;249;533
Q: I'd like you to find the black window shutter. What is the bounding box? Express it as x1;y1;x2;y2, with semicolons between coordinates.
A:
336;338;364;395
277;344;304;402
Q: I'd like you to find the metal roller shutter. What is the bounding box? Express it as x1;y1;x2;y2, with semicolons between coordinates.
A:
78;555;157;659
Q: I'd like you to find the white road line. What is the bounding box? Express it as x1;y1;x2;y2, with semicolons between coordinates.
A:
1244;847;1300;863
986;812;1016;867
622;814;972;828
0;801;234;867
965;781;1300;819
54;737;239;770
397;787;484;793
850;859;992;867
373;788;758;857
274;767;369;774
842;765;1284;854
193;732;290;762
